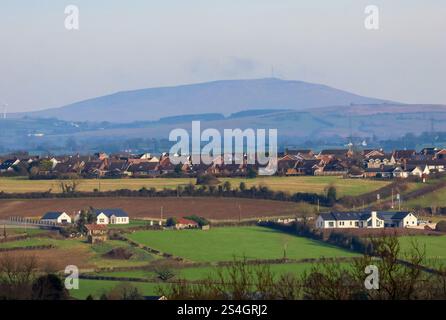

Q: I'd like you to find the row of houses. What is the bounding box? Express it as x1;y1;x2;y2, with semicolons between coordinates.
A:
3;147;446;178
41;208;130;225
278;147;446;179
0;152;254;178
40;209;203;230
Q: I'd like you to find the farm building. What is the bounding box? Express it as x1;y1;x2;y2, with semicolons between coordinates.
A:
85;224;108;243
316;211;418;229
175;218;199;230
41;211;72;224
94;208;130;225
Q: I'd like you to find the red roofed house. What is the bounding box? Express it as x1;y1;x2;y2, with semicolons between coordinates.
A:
175;218;199;230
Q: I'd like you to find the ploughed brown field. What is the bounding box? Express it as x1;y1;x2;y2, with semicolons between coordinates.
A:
0;197;300;220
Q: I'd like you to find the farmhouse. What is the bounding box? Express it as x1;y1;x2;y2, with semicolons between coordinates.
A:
41;211;72;224
316;211;417;229
175;218;199;230
94;208;130;225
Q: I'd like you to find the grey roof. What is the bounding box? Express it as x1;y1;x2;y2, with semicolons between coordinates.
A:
319;211;411;222
42;211;65;220
93;208;129;218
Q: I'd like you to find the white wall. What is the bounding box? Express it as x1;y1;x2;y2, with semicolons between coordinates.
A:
96;213;109;225
57;212;71;224
402;213;418;228
110;215;129;225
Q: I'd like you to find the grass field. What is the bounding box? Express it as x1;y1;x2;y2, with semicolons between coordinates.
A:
399;235;446;267
404;187;446;208
93;262;350;282
70;279;165;299
0;176;389;197
127;226;359;262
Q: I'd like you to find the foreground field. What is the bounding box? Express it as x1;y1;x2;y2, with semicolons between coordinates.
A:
75;262;343;299
0;176;389;197
0;197;304;220
127;226;359;262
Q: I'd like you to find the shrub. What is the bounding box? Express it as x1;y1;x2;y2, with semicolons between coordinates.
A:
196;174;221;186
435;220;446;232
184;215;210;227
166;217;178;227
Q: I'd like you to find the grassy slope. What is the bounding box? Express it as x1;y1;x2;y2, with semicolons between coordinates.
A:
0;176;389;197
0;237;155;269
399;235;446;266
127;226;359;262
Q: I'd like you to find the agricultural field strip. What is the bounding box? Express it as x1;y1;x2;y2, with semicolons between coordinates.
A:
0;176;389;197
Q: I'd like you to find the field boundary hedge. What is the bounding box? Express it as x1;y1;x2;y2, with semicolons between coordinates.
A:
0;244;55;252
0;185;333;206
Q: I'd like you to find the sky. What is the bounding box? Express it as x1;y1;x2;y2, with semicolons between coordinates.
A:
0;0;445;112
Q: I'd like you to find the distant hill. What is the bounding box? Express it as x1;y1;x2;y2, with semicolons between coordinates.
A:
18;78;395;123
3;104;446;153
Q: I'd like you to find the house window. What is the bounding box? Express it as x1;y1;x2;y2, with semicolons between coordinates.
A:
99;219;104;223
355;222;359;226
328;222;334;227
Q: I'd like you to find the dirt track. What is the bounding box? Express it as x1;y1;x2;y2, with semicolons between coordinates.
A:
0;197;299;220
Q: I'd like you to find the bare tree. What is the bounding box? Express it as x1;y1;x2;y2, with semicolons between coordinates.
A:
0;254;38;300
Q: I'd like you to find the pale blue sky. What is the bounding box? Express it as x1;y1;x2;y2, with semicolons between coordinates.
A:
0;0;445;111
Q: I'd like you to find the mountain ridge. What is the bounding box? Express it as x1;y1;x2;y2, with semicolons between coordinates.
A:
15;78;396;123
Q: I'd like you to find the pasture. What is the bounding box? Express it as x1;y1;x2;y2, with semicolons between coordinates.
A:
127;226;359;262
399;235;446;267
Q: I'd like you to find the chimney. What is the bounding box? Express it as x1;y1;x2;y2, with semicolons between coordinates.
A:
371;211;377;228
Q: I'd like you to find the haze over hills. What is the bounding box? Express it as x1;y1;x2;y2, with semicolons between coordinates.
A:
17;78;395;123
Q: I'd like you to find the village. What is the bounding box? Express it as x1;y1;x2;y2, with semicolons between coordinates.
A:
1;147;446;179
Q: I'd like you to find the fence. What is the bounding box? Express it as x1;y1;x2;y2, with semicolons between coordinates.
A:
8;216;58;228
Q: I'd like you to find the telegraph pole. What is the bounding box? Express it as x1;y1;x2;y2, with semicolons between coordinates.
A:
391;188;394;209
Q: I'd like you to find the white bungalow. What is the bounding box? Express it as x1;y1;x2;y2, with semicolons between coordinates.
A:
41;211;72;224
94;208;130;225
316;211;417;229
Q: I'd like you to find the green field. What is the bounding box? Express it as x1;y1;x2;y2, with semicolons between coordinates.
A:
70;279;164;299
127;226;359;262
0;176;389;197
404;187;446;208
399;235;446;267
93;262;349;282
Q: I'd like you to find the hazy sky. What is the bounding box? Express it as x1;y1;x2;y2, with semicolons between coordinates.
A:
0;0;445;112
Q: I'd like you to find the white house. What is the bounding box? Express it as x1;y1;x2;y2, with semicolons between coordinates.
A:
411;165;430;177
41;211;72;224
316;211;417;229
93;208;130;225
